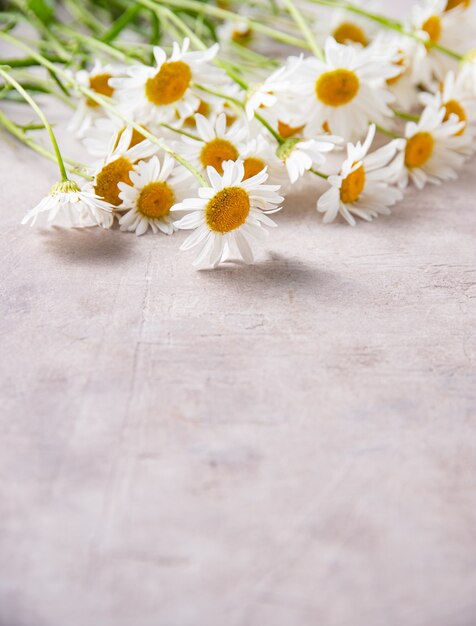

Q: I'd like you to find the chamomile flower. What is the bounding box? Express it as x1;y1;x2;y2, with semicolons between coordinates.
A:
172;159;283;268
178;112;250;175
317;124;403;225
117;155;194;236
409;0;474;83
240;134;287;185
68;61;119;137
82;115;151;159
394;105;470;189
291;37;398;141
244;56;303;121
91;126;158;207
218;19;253;47
110;38;222;125
419;70;476;146
368;32;423;110
276;135;341;184
313;0;379;48
22;180;114;228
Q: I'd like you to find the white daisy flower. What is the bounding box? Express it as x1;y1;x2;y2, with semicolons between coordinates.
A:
290;37;398;141
244;56;303;121
82;115;152;159
218;19;254;48
22;180;113;228
276;135;342;184
68;61;119;138
393;105;471;189
117;155;194;236
312;0;379;48
367;32;423;110
409;0;474;84
110;38;222;125
178;112;250;175
317;124;403;225
91;126;158;207
419;70;476;149
222;133;286;186
172;159;283;268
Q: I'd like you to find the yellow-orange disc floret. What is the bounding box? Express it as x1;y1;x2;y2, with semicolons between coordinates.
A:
316;69;360;107
145;61;192;106
206;187;250;233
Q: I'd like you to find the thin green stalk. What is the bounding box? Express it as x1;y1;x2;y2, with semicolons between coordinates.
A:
280;0;324;59
56;26;133;63
0;68;68;181
150;0;311;49
310;167;329;179
102;4;142;43
375;124;400;139
392;109;420;122
0;109;90;179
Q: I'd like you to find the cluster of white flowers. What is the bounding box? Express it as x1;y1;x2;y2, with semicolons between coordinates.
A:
19;0;476;269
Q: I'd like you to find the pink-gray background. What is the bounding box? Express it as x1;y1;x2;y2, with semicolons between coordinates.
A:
1;1;475;624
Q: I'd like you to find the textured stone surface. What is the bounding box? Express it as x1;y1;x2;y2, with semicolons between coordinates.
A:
1;15;476;626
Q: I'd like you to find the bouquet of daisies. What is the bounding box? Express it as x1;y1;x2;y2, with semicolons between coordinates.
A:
0;0;475;268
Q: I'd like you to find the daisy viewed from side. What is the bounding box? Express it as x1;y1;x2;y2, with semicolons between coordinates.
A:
68;61;119;137
110;38;222;125
82;115;151;159
419;70;476;146
178;112;250;175
22;180;114;228
317;124;403;225
394;104;471;188
91;126;158;207
118;154;194;235
172;160;283;267
276;135;342;184
290;37;398;141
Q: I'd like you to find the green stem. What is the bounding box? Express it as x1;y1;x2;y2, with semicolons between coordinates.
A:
102;4;142;43
310;167;329;179
0;68;68;181
280;0;324;60
375;124;400;139
150;0;311;49
392;109;420;122
0;109;90;179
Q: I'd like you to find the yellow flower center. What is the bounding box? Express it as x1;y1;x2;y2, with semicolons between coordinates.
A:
445;0;470;9
200;138;239;174
315;69;360;107
232;27;253;44
145;61;192;106
136;182;175;218
340;164;366;204
404;132;434;168
87;73;114;107
94;156;133;206
443;99;467;135
278;120;305;138
206;186;250;233
114;126;148;150
243;157;266;180
184;100;210;127
422;15;442;44
333;22;368;46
